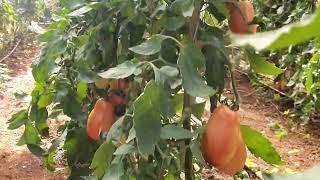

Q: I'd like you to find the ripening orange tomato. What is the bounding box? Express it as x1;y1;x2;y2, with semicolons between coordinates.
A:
227;1;257;34
201;105;247;175
86;98;115;140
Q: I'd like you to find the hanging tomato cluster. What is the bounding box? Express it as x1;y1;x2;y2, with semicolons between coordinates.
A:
201;105;247;175
86;79;129;140
226;0;257;34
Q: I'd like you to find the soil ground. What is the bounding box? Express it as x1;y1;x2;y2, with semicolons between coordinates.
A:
0;35;319;180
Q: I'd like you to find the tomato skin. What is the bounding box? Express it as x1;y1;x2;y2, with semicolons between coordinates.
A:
201;105;247;175
227;1;257;34
86;98;115;140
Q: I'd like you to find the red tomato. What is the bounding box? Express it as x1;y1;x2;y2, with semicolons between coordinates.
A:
86;98;115;140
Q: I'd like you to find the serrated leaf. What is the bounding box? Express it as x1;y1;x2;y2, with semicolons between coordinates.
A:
99;61;138;79
7;109;28;130
263;165;320;180
246;49;284;76
240;125;285;165
129;35;168;55
113;144;136;155
160;125;193;140
133;81;174;158
178;43;215;97
90;142;114;179
231;9;320;51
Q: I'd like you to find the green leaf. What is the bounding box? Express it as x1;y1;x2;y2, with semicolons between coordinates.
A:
32;57;58;84
102;156;125;180
178;43;215;97
190;141;206;165
304;53;320;94
68;5;92;17
99;61;138;79
90;142;114;179
106;117;125;144
191;102;205;120
160;125;192;140
133;81;174;158
231;9;320;51
202;36;227;93
263;165;320;180
29;105;49;136
163;13;185;31
240;125;285;165
64;128;99;178
7;109;28;130
172;0;194;17
173;93;184;114
63;92;85;121
154;66;181;89
37;93;54;108
246;49;284;76
76;81;87;100
78;66;98;83
129;35;168;55
17;120;41;146
113;144;136;155
27;144;45;156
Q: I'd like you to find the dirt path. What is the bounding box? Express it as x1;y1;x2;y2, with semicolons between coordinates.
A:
0;37;65;180
0;36;319;180
235;75;320;174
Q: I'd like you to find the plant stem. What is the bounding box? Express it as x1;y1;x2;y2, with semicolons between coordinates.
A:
182;92;193;180
182;1;202;179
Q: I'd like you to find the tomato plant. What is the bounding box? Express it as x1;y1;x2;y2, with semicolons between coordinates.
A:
7;0;320;179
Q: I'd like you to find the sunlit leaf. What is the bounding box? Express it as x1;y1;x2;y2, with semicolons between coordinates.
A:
240;125;285;165
246;49;284;76
7;109;28;130
17;120;41;146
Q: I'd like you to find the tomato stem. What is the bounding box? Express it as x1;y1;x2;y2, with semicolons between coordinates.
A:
182;1;203;179
182;92;193;180
228;62;240;110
